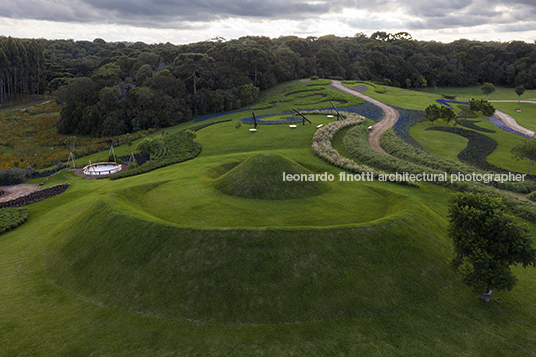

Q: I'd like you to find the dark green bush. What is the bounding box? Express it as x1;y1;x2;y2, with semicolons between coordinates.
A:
111;130;202;180
0;207;29;234
0;167;35;186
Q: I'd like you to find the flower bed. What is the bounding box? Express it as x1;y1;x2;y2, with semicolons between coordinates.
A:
487;116;532;139
240;108;367;125
193;109;246;123
342;102;384;122
311;118;417;186
391;106;429;151
436;99;470;108
426;126;536;182
312;118;375;174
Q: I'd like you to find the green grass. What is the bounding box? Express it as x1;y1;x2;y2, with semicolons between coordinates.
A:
350;84;443;110
213;152;331;200
45;193;438;325
410;122;469;162
0;207;28;234
2;80;536;356
418;85;536;102
492;101;536;133
410;114;531;174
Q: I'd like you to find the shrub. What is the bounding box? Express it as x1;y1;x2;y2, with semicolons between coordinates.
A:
0;207;29;234
137;137;166;157
111;130;202;180
311;118;416;186
528;192;536;202
0;167;34;185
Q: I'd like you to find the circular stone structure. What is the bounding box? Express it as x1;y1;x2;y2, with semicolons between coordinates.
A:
83;162;122;176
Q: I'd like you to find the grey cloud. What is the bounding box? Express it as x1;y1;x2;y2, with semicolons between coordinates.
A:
403;1;536;30
497;22;536;32
0;0;352;26
1;0;535;33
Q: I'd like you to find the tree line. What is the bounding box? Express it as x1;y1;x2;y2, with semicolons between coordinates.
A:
11;32;536;137
0;36;46;105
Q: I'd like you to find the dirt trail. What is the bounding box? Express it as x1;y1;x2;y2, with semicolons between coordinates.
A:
0;184;40;203
330;81;399;154
489;100;535;138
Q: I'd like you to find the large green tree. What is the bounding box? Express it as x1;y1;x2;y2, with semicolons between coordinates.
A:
424;103;455;124
448;192;536;301
480;82;496;100
425;103;441;124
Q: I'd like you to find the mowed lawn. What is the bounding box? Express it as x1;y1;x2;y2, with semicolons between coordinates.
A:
1;81;536;356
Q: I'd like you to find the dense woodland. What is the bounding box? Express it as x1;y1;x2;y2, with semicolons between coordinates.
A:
0;37;45;105
3;32;536;137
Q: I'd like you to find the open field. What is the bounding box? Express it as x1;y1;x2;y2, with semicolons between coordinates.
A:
1;80;536;356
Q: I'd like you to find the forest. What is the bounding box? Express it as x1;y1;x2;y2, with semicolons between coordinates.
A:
3;32;536;137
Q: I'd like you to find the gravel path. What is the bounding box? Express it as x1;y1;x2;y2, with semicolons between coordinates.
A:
489;100;535;138
330;81;399;154
0;184;40;203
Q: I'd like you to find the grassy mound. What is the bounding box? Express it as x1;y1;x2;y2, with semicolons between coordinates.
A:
213;152;331;200
45;195;453;324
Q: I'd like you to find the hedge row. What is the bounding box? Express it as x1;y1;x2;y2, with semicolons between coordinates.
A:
457;119;495;133
342;102;384;122
0;207;29;234
344;126;447;187
436;99;469;108
381;129;536;193
367;128;536;221
0;163;70;186
426;126;536;184
111;130;202;180
341;80;386;93
0;184;70;209
391;106;429;151
193;109;246;123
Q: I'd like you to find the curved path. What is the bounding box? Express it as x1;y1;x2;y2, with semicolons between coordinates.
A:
489;100;535;138
330;81;399;154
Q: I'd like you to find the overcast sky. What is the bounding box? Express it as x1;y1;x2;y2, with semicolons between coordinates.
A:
1;0;535;44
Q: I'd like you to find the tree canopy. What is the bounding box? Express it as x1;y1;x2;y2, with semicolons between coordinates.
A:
6;32;536;137
448;192;536;298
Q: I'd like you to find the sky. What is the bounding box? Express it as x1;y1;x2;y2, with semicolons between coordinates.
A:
0;0;535;44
